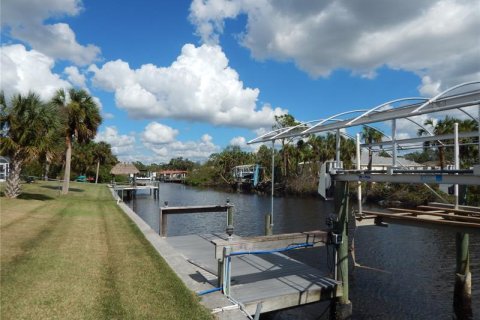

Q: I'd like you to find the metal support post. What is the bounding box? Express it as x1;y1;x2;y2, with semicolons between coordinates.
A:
217;259;224;288
336;129;341;168
270;140;275;234
392;119;397;167
454;123;459;209
356;133;362;216
223;246;232;296
332;180;352;319
226;199;234;239
226;199;233;226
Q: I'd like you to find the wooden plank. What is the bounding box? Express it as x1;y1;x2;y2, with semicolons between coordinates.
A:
388;208;480;223
362;210;480;233
418;205;480;216
161;205;231;214
211;230;328;260
428;202;480;213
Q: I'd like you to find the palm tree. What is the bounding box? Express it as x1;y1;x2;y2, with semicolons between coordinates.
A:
0;92;59;198
418;116;478;169
92;141;113;183
51;88;102;195
39;125;64;181
418;117;456;169
273;114;300;178
361;126;383;171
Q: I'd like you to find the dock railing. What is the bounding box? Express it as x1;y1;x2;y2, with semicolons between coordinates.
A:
159;200;233;237
211;230;329;292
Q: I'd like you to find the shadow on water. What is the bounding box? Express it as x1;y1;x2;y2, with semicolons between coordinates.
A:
41;185;85;192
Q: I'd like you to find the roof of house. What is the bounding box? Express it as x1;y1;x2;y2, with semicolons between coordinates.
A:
356;153;422;167
158;170;188;174
0;156;10;163
110;163;140;175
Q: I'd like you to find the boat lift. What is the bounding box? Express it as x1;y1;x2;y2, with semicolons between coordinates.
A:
248;81;480;319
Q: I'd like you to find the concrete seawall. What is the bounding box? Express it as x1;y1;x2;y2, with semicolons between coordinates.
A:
109;187;248;319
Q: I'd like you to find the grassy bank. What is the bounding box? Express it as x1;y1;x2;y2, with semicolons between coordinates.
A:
0;181;211;319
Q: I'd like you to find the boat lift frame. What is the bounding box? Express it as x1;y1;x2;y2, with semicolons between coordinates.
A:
247;81;480;318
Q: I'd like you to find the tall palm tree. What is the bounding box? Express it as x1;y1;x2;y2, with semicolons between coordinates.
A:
361;126;383;171
92;141;113;183
51;88;102;195
272;114;300;178
39;124;64;181
0;92;59;198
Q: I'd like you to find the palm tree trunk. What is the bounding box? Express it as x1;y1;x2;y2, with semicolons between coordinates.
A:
62;136;72;195
5;158;22;198
95;160;100;184
44;157;51;181
367;148;373;171
439;146;445;169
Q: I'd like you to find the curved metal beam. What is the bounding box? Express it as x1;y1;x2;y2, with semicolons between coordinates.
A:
346;97;427;126
303;109;368;134
458;107;478;121
412;81;480;114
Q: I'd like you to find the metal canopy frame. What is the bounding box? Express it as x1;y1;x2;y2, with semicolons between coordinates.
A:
248;82;480;221
248;82;480;145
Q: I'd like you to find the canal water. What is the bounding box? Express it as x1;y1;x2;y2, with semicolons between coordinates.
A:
126;183;479;319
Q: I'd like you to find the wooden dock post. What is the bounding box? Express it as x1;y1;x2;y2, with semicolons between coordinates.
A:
227;199;233;226
454;186;472;319
160;202;168;237
332;180;352;319
265;213;272;236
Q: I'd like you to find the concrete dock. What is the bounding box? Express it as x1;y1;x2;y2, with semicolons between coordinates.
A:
111;188;338;318
165;233;339;315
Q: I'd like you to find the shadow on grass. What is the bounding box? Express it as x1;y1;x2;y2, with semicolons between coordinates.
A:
41;185;85;192
17;193;55;201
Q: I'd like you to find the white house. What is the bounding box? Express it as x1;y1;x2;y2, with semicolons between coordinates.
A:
0;156;10;182
356;153;423;170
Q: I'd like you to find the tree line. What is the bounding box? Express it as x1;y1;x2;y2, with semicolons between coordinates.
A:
188;114;478;201
1;89;117;198
2;89;477;202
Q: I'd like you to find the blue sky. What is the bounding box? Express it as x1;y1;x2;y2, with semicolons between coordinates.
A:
1;0;479;163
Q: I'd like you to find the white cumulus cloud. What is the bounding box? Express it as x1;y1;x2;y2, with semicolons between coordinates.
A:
146;132;221;163
0;44;71;100
89;43;287;128
189;0;480;93
229;136;247;147
95;126;136;156
64;66;86;88
1;0;100;65
142;122;179;145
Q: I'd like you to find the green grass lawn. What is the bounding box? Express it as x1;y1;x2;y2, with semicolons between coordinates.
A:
0;181;212;319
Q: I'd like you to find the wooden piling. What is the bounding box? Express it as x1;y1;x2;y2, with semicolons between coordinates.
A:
454;187;472;319
265;213;272;236
227;203;233;227
333;180;352;319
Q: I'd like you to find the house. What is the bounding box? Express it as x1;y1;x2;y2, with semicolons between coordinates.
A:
0;156;10;182
158;170;187;183
356;153;423;170
110;162;140;183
